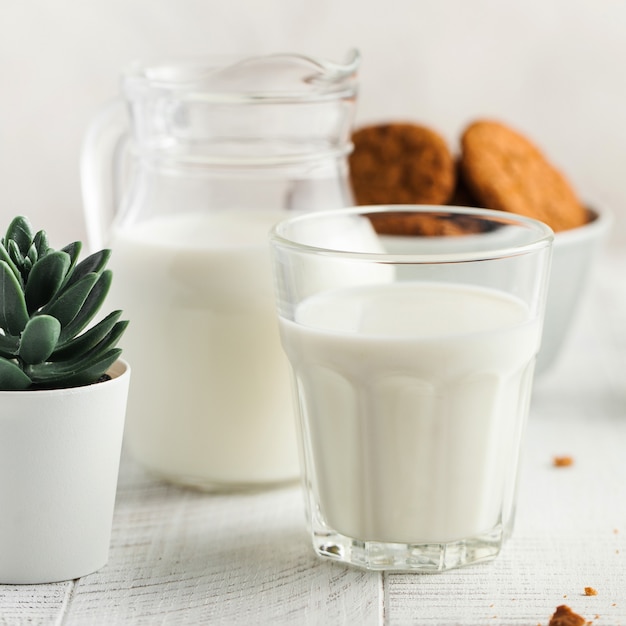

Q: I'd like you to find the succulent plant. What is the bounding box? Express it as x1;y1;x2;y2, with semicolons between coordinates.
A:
0;216;128;390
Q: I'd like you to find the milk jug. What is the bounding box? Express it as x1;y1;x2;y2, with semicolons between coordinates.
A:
80;51;360;490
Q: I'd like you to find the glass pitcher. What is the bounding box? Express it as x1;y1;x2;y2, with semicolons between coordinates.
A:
81;51;360;490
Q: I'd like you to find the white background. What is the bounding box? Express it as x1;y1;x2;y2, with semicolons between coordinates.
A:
1;0;624;248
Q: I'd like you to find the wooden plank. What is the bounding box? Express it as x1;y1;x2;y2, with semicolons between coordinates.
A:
0;582;71;624
63;457;381;625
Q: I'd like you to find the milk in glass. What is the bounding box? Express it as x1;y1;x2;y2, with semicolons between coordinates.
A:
279;281;540;543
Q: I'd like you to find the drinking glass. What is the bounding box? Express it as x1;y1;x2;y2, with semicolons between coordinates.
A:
269;206;553;571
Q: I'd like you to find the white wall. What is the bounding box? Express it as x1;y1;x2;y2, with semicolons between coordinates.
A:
1;0;624;247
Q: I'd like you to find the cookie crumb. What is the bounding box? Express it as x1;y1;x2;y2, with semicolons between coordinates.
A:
554;456;574;468
548;605;586;626
584;587;597;596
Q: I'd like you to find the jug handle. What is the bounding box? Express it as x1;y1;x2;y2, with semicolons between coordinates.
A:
80;99;129;253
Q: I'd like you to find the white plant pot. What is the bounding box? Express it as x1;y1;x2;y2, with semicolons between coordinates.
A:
0;359;130;584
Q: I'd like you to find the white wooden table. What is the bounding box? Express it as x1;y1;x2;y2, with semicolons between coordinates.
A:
1;248;625;626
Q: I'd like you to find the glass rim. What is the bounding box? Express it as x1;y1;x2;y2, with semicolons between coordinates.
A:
269;205;555;264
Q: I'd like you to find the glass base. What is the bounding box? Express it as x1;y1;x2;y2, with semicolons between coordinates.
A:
311;525;505;572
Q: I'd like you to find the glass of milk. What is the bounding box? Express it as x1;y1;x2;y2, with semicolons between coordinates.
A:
269;205;554;572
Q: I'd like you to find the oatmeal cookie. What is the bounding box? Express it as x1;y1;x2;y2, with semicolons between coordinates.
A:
367;210;471;236
349;123;455;206
460;120;588;232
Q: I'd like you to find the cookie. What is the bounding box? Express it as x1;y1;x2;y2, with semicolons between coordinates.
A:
349;123;455;206
366;209;491;237
460;120;588;232
367;211;470;236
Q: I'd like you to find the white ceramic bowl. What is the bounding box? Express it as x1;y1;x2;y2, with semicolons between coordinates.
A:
536;205;611;375
350;204;609;376
371;205;611;376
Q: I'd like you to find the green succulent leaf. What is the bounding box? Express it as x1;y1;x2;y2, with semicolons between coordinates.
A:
52;310;124;360
62;248;110;290
57;270;112;343
34;320;123;370
61;348;122;387
27;347;121;388
5;216;33;256
0;243;22;287
18;315;61;365
8;239;25;269
0;357;32;390
41;272;99;328
24;250;71;313
0;333;19;358
0;261;29;335
32;230;49;258
78;319;127;359
60;241;82;276
26;243;38;266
